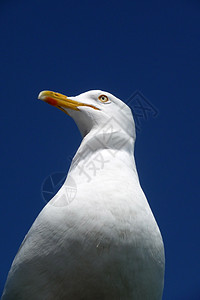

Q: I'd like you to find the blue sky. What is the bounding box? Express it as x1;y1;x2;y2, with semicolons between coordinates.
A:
0;0;200;299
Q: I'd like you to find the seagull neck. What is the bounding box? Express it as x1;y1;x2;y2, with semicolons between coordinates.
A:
69;131;138;181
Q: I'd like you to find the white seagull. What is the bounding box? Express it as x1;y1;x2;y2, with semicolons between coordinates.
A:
2;90;165;300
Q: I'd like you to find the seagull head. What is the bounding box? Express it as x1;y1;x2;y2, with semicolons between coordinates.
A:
38;90;136;142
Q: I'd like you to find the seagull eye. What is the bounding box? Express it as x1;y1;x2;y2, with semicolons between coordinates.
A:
98;95;109;103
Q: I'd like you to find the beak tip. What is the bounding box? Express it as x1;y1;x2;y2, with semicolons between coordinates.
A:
38;91;44;100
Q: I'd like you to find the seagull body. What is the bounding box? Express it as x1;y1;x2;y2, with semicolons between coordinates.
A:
2;90;164;300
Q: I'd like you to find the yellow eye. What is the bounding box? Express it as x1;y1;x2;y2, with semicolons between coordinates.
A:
98;95;109;103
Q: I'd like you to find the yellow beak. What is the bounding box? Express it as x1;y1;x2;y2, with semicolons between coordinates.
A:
38;90;99;114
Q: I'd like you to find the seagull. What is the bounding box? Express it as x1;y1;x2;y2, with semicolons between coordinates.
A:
2;90;165;300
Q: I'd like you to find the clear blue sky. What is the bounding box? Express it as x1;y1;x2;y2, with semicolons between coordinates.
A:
0;1;199;299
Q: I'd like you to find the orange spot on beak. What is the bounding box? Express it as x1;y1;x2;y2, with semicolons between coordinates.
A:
45;97;58;106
